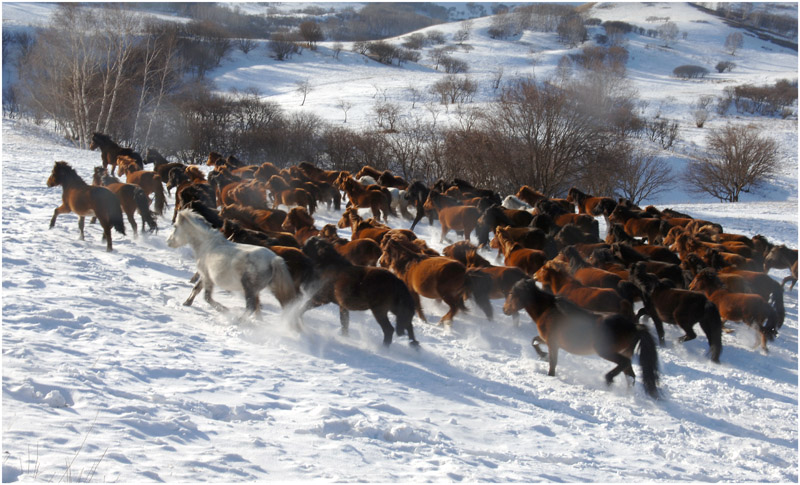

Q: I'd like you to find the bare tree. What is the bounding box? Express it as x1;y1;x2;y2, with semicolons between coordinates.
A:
236;38;257;54
491;66;504;91
454;19;473;45
685;124;779;202
295;78;312;106
332;42;343;60
430;75;477;105
337;99;352;123
268;32;297;61
373;101;401;132
725;31;744;55
299;21;324;50
658;21;679;47
615;148;673;205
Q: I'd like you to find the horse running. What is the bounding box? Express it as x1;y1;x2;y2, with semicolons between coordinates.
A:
47;161;125;252
503;278;660;399
167;209;297;321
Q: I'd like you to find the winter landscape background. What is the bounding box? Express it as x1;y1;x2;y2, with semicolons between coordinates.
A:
2;2;798;482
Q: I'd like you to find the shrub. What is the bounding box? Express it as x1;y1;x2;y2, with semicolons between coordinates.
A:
402;33;426;50
440;55;468;74
673;65;709;79
715;61;736;73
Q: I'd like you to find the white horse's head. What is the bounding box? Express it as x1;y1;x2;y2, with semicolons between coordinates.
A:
167;209;202;248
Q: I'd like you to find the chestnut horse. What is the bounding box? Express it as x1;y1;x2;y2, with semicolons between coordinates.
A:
630;262;723;362
92;167;158;236
503;278;660;399
220;204;287;233
381;235;493;325
535;262;635;321
337;173;393;222
495;227;548;277
688;268;778;351
47;161;126;252
319;224;382;266
567;187;616;218
281;207;320;244
301;237;419;347
117;156;167;215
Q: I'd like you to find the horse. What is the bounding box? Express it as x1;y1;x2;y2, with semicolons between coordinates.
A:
337;173;393;222
47;161;126;252
406;181;432;231
221;219;300;248
443;241;529;325
319;224;382;266
266;175;316;215
281;207;320;244
92;167;157;237
116;156;167;215
503;278;660;399
566;187;616;218
377;170;409;190
608;204;664;245
688;268;779;351
168;209;297;321
380;235;493;325
535;262;635;321
630;262;723;362
337;207;416;244
764;245;798;276
220;204;287;234
494;227;548;277
502;195;533;211
437;205;480;243
90;132;142;174
301;237;419;347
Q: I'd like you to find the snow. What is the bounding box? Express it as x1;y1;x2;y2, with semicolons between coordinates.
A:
2;2;798;483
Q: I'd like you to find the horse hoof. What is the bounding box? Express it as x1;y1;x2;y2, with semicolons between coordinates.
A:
410;340;420;349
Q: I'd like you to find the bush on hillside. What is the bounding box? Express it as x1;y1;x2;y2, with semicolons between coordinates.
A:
715;61;736;73
673;65;709;79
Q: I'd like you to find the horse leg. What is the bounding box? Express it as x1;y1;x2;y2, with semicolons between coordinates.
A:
184;279;203;306
49;205;70;229
371;309;395;347
511;311;520;327
241;274;262;317
126;210;138;238
78;216;86;240
410;291;426;323
547;343;559;377
532;336;548;358
202;280;228;312
597;349;633;387
438;294;461;326
339;306;350;336
103;224;113;252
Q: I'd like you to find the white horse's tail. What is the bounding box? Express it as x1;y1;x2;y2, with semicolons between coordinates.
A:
269;256;297;308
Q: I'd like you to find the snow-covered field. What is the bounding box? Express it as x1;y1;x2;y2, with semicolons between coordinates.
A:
2;2;798;483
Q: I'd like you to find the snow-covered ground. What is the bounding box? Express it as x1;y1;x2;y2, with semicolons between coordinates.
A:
2;2;798;483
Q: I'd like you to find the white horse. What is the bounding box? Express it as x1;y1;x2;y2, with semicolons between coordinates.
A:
387;187;413;220
167;209;298;320
502;195;533;211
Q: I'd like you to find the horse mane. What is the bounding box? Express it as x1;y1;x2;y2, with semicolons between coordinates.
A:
51;161;86;185
562;246;591;272
286;207;315;229
92;132;114;146
303;236;352;268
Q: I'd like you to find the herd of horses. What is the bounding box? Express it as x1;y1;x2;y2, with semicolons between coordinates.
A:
46;132;799;400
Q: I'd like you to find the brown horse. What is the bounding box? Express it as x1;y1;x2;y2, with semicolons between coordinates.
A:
337;207;416;243
443;241;529;325
281;207;320;244
297;162;341;185
608;205;664;245
381;235;493;325
90;132;142;174
503;278;660;398
301;237;419;347
337;173;393;222
266;175;316;215
92;167;157;237
630;262;723;362
688;268;778;351
219;204;287;233
495;227;548;277
319;224;382;266
764;245;798;276
437;205;480;243
566;187;616;218
117;156;167;215
221;219;300;248
535;262;635;321
47;161;126;252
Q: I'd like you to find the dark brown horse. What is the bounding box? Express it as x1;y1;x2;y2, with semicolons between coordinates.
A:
92;167;157;236
688;268;778;351
301;237;419;347
630;262;723;362
220;204;287;234
281;207;320;244
90;132;142;174
47;161;126;252
567;187;616;217
503;278;660;398
495;227;548;276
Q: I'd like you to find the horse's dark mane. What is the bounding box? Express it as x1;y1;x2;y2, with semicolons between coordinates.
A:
563;246;591;272
185;201;222;228
53;161;86;185
303;236;352;268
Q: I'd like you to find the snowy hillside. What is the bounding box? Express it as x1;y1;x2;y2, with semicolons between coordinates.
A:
2;117;798;482
2;2;798;483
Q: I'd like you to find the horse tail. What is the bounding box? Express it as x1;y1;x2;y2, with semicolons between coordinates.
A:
134;186;158;233
763;305;779;340
93;189;126;236
308;192;317;216
465;268;493;320
332;190;341;211
268;256;297;308
769;283;785;329
635;324;660;399
393;283;418;344
700;300;723;363
153;176;167;215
